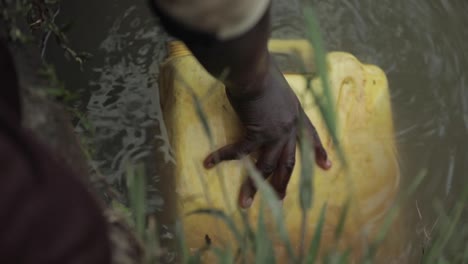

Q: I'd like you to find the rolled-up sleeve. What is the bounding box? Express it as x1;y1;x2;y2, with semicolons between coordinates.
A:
154;0;271;40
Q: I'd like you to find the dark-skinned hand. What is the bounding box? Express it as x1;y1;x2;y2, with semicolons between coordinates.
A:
203;55;331;208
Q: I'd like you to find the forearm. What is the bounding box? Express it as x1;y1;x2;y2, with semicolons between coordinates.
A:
150;0;273;98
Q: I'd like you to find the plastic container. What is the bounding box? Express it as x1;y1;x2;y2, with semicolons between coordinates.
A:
158;39;401;261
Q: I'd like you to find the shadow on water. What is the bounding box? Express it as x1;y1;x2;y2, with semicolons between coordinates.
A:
45;0;468;262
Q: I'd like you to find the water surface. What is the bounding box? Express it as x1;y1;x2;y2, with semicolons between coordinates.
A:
46;0;468;262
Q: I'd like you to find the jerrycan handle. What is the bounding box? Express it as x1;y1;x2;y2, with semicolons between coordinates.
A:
166;39;315;71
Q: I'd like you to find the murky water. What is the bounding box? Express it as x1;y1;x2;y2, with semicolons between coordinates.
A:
313;0;468;262
46;0;468;262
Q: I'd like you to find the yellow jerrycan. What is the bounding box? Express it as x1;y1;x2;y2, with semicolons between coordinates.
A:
158;39;401;261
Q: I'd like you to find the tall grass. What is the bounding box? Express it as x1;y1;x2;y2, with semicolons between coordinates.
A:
120;3;468;264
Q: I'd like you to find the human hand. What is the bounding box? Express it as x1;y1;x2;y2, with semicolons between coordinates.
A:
203;56;332;209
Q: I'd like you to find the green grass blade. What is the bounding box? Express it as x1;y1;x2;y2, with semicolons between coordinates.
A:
239;209;256;261
186;208;243;245
403;169;427;200
126;163;147;239
425;194;465;262
298;119;314;211
337;249;351;264
462;242;468;264
211;247;235;264
433;204;463;256
302;6;344;165
145;216;161;264
175;220;190;263
364;169;427;262
239;209;256;246
298;114;314;262
175;73;234;214
255;202;276;264
380;168;427;238
334;199;350;241
186;254;202;264
306;203;328;264
243;159;297;262
323;250;351;264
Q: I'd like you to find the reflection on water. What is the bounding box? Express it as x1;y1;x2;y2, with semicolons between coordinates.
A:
46;0;468;262
47;2;175;213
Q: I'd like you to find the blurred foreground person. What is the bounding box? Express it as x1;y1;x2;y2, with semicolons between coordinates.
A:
0;40;111;264
0;0;331;262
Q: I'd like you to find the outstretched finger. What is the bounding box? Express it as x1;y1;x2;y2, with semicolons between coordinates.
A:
203;139;258;169
270;135;296;200
238;143;284;208
299;108;332;170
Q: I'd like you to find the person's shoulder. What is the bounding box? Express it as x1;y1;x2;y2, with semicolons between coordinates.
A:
0;123;111;264
0;125;33;180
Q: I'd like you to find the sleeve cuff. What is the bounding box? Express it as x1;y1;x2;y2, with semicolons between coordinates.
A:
154;0;271;40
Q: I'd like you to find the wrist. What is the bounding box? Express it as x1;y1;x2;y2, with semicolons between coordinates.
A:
225;52;271;101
